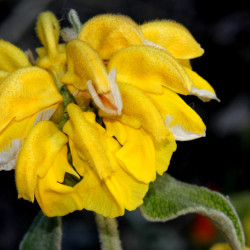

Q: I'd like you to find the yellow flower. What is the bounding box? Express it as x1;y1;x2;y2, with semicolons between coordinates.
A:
1;11;217;218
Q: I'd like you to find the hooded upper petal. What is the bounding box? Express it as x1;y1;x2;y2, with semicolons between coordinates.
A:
62;39;110;93
107;46;193;95
0;40;31;72
36;11;66;78
62;40;122;115
0;67;62;170
78;14;145;60
141;20;204;59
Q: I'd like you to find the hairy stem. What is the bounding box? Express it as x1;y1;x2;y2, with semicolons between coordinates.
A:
95;214;123;250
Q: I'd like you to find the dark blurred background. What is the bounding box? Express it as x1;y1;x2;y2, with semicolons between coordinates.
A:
0;0;250;249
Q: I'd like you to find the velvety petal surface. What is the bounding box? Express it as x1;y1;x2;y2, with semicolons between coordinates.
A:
141;20;204;59
16;121;68;202
185;67;220;102
61;40;110;93
78;14;144;60
0;67;62;132
104;119;156;183
107;46;192;95
36;11;66;77
0;40;30;72
147;87;206;141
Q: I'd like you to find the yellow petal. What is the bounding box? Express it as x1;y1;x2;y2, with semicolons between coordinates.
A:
107;46;193;95
0;40;30;72
35;145;83;217
0;106;57;171
104;160;148;213
104;119;156;183
0;67;63;133
36;44;67;79
61;39;110;93
185;67;220;102
154;134;177;175
101;82;170;142
16;121;68;202
177;59;192;69
36;11;60;57
0;70;8;80
74;164;124;218
63;103;114;180
147;87;206;141
36;12;66;78
78;14;144;60
141;20;204;59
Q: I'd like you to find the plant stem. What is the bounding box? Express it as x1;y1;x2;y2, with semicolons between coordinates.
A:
95;213;123;250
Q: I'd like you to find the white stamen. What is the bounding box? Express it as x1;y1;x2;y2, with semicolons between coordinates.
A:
108;69;123;115
144;39;167;51
165;114;206;141
87;80;118;115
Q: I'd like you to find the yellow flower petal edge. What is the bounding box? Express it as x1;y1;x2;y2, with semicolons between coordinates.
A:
63;103;114;180
185;67;220;102
0;67;63;133
78;14;145;60
36;11;60;57
0;106;57;171
16;121;68;202
147;87;206;141
16;122;82;217
0;39;31;72
35;145;83;217
141;20;204;59
107;46;193;95
104;118;156;183
36;12;66;78
154;134;177;175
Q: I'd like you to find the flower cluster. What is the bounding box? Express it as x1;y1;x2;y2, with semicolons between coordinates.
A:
0;11;218;218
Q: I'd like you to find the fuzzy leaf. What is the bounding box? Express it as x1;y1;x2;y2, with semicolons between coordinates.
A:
19;211;62;250
140;174;245;250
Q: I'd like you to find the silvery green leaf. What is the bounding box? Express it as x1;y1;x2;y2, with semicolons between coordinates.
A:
140;174;245;250
19;211;62;250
